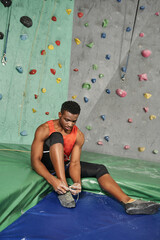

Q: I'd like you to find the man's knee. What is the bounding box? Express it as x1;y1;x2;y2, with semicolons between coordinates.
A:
45;132;64;148
96;164;109;179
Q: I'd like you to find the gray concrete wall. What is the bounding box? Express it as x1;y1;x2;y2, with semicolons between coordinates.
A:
68;0;160;162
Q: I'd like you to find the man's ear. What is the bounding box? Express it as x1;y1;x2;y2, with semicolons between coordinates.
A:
58;112;62;118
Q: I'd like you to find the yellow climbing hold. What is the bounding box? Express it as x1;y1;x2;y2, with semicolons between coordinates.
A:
72;95;77;99
75;38;81;45
138;147;145;152
32;108;36;113
48;44;54;50
41;88;46;93
149;115;156;120
66;9;72;15
58;63;62;68
56;78;61;84
144;93;152;99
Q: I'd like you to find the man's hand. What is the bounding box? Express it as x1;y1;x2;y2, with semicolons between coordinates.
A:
69;183;81;195
52;178;69;195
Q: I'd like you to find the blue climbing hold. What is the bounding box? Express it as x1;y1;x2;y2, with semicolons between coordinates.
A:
0;93;2;100
126;27;131;32
20;34;28;40
101;33;106;38
105;54;111;60
121;66;126;72
140;6;145;10
104;136;109;142
91;78;96;83
101;115;106;121
84;97;89;103
20;130;28;136
16;66;23;73
117;0;121;2
106;89;111;94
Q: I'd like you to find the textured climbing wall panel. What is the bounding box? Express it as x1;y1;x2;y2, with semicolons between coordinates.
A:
0;0;74;144
68;0;160;162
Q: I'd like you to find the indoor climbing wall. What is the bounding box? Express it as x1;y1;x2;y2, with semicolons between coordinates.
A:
0;0;74;144
68;0;160;162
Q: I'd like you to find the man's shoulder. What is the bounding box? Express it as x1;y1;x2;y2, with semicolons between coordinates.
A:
76;128;85;145
35;122;50;140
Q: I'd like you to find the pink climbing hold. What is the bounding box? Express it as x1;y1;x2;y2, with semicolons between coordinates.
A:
143;107;149;112
155;12;159;16
139;32;144;37
128;118;132;123
141;49;152;58
124;145;130;150
97;141;103;145
116;89;127;97
138;73;148;81
50;69;56;75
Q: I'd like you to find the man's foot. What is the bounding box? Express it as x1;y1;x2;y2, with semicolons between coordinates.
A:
124;199;160;215
58;191;76;208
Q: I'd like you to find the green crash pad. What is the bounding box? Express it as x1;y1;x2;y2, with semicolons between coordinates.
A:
0;143;160;231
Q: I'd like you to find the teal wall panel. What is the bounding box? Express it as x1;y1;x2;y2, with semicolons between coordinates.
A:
0;0;74;145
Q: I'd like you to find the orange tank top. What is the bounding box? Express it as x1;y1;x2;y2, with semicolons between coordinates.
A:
47;120;78;161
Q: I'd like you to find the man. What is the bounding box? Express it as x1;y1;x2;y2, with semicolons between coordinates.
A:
31;101;160;214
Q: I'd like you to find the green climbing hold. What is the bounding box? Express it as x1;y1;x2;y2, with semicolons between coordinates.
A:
86;42;94;48
102;19;109;27
92;64;98;70
99;74;104;78
86;126;92;130
153;149;158;154
84;23;89;27
82;83;91;90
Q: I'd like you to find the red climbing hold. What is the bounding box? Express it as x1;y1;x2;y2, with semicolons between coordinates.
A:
41;50;46;55
50;69;56;75
52;16;57;21
78;12;83;18
34;94;38;99
55;40;60;46
45;112;49;115
74;68;79;72
29;69;37;75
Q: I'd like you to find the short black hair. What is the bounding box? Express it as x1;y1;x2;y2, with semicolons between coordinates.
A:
61;101;81;115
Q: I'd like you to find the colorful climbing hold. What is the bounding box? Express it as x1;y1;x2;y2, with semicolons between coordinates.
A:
149;115;156;120
153;149;158;154
128;118;132;123
29;69;37;75
45;112;49;115
124;145;130;150
138;73;148;81
101;33;106;38
91;78;96;83
140;6;145;10
117;0;121;2
92;64;98;70
141;49;152;58
0;93;2;100
72;95;77;99
155;12;159;16
82;83;91;90
105;54;111;60
144;93;152;99
20;34;28;40
102;19;108;28
41;50;46;55
143;107;149;112
58;63;62;68
48;44;54;50
75;38;81;45
99;74;104;78
34;94;38;99
139;32;144;37
104;136;109;142
97;141;103;145
1;0;12;7
32;108;36;113
0;32;4;39
86;42;94;48
20;16;33;28
73;68;79;72
66;9;72;15
126;27;131;32
55;40;60;46
20;130;27;136
84;97;89;103
78;12;83;18
50;69;56;75
116;89;127;97
101;115;106;121
84;23;89;27
86;126;92;130
41;88;46;93
106;89;111;94
138;147;145;152
56;78;61;84
16;66;23;73
52;16;57;21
